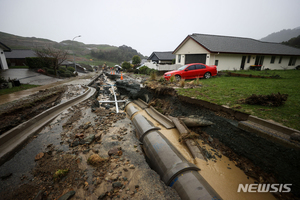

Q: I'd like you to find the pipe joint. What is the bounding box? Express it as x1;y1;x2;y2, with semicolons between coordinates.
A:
132;113;160;142
162;162;200;185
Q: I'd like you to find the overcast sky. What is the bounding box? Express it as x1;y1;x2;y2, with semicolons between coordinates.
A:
1;0;299;56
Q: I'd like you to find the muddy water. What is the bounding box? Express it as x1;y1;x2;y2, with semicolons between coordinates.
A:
128;102;276;200
195;139;276;200
0;116;69;193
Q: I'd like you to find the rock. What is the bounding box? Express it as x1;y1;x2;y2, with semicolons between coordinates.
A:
123;168;128;172
58;191;76;200
112;181;123;188
98;192;107;199
88;154;107;166
129;165;135;169
91;99;100;109
83;122;91;129
110;174;119;181
35;152;44;161
108;147;119;156
33;190;43;200
84;134;95;144
0;172;12;180
69;141;80;147
180;115;214;127
290;132;300;142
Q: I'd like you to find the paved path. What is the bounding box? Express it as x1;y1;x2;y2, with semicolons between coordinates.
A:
0;70;98;105
1;69;62;85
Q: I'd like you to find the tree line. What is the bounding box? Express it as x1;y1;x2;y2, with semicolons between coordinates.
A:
282;35;300;48
90;45;145;63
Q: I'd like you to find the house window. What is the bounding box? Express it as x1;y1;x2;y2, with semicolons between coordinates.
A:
255;56;264;65
288;56;297;66
279;56;282;64
178;55;181;63
215;60;219;66
247;55;251;63
270;56;276;64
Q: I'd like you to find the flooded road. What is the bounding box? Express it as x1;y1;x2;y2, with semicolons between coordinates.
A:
0;69;62;85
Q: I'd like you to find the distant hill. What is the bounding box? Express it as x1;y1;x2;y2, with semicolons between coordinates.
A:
260;26;300;43
0;31;145;64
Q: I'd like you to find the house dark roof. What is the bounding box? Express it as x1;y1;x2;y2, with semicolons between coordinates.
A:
148;51;175;61
0;42;11;52
4;49;37;58
174;34;300;56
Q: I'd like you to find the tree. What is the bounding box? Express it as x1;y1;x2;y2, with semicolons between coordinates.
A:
121;61;131;71
34;46;69;76
132;55;141;67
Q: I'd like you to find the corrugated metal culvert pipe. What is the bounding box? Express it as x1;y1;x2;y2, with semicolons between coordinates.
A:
125;102;222;200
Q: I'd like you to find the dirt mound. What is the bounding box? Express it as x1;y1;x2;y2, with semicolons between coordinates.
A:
241;92;288;106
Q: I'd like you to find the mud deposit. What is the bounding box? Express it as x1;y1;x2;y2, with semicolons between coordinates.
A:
0;85;180;200
0;84;88;136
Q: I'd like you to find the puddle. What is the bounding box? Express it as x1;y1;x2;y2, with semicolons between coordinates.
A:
0;117;69;193
195;139;276;200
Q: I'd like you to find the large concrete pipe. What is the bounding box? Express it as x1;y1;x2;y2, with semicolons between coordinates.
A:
126;103;222;200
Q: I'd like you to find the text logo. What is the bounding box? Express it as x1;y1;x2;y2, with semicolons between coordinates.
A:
237;184;292;193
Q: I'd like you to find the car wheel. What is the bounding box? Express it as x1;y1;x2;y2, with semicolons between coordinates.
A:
175;75;181;81
204;72;211;79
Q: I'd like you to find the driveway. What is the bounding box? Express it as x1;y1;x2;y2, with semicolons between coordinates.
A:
0;69;62;85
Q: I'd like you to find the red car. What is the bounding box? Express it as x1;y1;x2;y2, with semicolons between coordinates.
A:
163;63;217;81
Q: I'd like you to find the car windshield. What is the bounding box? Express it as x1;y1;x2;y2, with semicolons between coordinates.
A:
177;65;188;71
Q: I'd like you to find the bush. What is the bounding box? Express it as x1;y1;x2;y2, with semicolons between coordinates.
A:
58;68;66;74
122;61;131;71
26;57;56;69
138;66;148;74
67;66;75;72
47;69;55;75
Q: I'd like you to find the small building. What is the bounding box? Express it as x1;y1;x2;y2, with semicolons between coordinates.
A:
148;51;175;64
0;42;11;70
5;49;37;67
173;33;300;71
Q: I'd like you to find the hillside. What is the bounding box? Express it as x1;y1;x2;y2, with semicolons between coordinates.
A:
0;31;145;65
260;26;300;43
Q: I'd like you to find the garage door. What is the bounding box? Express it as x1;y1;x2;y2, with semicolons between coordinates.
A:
185;54;206;64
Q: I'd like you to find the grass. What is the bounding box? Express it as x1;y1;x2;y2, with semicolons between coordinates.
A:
177;70;300;130
81;55;118;67
0;85;39;96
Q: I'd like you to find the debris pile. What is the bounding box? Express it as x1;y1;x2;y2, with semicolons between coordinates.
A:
242;92;288;106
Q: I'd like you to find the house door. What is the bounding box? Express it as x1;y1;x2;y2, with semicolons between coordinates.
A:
240;56;246;70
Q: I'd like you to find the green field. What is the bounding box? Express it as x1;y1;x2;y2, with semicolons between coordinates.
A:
176;70;300;130
0;85;39;96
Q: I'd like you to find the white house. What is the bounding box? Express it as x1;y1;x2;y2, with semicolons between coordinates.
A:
144;51;181;71
0;42;11;70
173;34;300;71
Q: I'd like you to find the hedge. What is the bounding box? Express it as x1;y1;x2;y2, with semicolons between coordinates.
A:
26;57;57;69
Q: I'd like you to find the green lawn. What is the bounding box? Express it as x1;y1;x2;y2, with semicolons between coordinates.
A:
0;85;39;96
176;70;300;130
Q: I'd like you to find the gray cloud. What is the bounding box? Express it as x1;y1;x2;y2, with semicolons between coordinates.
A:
1;0;299;56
